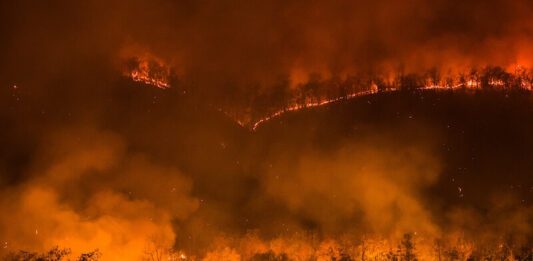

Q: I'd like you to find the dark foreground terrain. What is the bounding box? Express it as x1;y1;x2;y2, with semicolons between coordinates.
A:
1;85;531;259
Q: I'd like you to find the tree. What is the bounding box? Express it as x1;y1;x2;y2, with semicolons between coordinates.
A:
481;66;511;89
401;233;417;261
250;250;289;261
425;67;441;87
398;74;422;91
77;250;101;261
4;247;100;261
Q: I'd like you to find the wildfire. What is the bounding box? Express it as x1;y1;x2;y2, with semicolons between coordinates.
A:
246;68;533;130
139;233;528;260
251;88;379;130
130;70;170;89
249;80;474;131
466;79;479;88
122;61;533;131
124;55;172;89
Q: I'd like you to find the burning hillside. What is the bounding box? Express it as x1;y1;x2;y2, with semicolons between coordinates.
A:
123;54;172;89
0;0;532;260
122;60;533;131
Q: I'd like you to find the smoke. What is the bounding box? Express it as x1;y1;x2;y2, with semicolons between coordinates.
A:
0;127;198;259
2;0;532;98
0;0;532;259
1;0;532;127
262;133;441;237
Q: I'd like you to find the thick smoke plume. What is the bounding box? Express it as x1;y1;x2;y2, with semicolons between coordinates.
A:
2;0;532;102
0;0;532;260
0;128;198;259
262;133;441;237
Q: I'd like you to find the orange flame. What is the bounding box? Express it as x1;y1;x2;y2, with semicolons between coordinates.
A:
124;54;171;89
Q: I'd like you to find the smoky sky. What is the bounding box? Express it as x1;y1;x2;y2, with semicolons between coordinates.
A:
0;1;532;259
1;0;532;98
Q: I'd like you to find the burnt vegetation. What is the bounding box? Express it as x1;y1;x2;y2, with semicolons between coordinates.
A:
3;247;100;261
4;237;531;260
219;66;533;128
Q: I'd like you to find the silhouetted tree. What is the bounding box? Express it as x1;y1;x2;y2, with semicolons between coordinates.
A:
250;250;289;261
481;66;511;89
425;67;441;86
4;247;100;261
77;250;101;261
401;233;417;261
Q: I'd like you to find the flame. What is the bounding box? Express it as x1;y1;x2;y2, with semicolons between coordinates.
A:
246;68;532;130
123;54;172;89
130;70;170;89
119;54;533;130
251;88;379;130
151;233;527;260
120;61;533;130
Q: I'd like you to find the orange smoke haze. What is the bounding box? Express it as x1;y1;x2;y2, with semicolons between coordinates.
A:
2;0;532;99
0;0;532;260
0;128;198;259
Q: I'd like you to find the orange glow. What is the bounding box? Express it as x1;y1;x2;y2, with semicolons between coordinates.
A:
2;1;532;258
246;67;532;130
124;54;171;89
